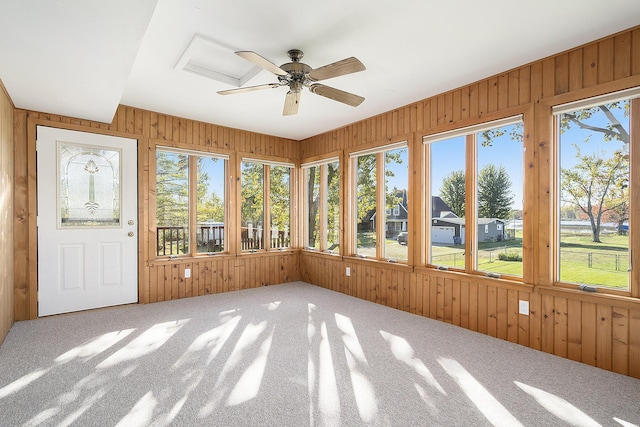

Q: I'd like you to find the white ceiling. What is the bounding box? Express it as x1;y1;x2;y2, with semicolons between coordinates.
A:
1;0;639;141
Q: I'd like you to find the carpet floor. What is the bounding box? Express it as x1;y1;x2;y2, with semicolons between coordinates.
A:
1;282;639;426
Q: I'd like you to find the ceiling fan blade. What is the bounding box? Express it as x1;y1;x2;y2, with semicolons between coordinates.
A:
217;83;280;95
235;51;289;76
309;84;364;107
308;57;366;81
283;91;300;116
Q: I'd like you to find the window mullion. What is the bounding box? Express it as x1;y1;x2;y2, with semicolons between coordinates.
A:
188;155;198;256
631;98;640;298
466;134;477;273
264;165;271;251
376;151;386;259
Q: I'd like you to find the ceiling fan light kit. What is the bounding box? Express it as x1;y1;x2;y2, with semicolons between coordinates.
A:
218;49;366;116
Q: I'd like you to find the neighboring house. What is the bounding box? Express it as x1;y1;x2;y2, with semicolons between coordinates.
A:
432;217;466;244
370;189;409;237
370;192;506;243
432;217;506;244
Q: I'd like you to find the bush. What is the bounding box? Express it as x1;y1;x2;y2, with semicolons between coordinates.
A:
498;252;522;262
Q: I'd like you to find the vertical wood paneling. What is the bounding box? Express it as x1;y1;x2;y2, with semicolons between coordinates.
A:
146;252;299;303
8;26;640;377
597;305;613;370
0;83;14;344
581;301;598;366
567;299;582;361
553;297;568;358
612;307;629;375
630;308;640;378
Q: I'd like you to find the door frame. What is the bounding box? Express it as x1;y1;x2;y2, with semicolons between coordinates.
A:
22;118;143;319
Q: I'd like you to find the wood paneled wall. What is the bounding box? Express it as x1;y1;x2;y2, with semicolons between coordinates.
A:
300;254;640;377
6;25;640;379
0;81;14;345
12;106;301;322
299;26;640;379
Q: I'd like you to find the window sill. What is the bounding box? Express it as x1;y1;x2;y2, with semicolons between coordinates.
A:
148;252;233;265
342;255;413;271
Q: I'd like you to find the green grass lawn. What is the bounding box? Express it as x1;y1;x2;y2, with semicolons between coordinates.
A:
560;233;629;289
353;231;630;289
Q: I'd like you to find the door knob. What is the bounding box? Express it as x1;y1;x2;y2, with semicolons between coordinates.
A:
128;231;134;237
128;220;135;226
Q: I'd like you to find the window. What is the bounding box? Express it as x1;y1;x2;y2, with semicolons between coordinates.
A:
427;135;466;269
476;121;523;276
351;142;408;261
155;148;227;256
270;165;291;249
302;158;340;252
241;159;293;252
424;116;523;276
304;165;321;250
554;89;639;291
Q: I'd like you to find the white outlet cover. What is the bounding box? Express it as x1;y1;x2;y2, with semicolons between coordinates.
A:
185;268;191;278
346;267;351;277
519;300;529;315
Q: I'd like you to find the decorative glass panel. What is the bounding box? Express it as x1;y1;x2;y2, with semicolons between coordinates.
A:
58;141;121;227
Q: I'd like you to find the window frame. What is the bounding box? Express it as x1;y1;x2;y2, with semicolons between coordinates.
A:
301;156;340;254
240;157;295;253
349;140;409;262
423;115;524;280
551;88;640;297
154;146;229;258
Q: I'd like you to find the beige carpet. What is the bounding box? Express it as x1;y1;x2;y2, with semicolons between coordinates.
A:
1;282;639;426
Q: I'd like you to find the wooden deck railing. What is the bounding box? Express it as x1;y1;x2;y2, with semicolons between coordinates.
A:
156;225;289;256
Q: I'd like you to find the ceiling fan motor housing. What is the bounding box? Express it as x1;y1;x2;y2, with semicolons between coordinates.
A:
279;60;312;93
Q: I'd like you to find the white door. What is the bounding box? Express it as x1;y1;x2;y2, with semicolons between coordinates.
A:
37;126;138;316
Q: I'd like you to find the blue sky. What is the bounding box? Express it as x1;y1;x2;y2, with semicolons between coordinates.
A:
559;103;629;169
425;124;525;211
199;101;629;212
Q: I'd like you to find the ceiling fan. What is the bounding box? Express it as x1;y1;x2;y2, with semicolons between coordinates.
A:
218;49;366;116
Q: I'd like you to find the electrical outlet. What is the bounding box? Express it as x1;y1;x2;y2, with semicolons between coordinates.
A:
185;268;191;278
519;300;529;315
346;267;351;277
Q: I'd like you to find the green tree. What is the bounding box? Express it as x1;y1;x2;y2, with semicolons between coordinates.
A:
478;164;514;219
241;162;264;227
197;191;224;223
561;146;627;242
327;162;340;248
307;163;339;248
156;151;188;227
559;102;630;241
270;165;291;237
355;151;403;230
440;170;466;217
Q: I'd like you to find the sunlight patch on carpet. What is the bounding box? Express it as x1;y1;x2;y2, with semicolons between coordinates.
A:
439;357;523;427
515;381;601;427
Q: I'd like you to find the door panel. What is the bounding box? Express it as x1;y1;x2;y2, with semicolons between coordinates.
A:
37;126;138;316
